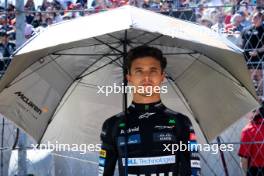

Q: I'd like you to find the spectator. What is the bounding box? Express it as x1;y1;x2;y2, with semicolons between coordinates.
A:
200;16;213;28
0;32;15;58
238;11;252;30
25;0;36;11
225;13;243;34
0;15;13;32
142;0;150;8
211;13;226;33
238;105;264;176
241;12;264;69
40;0;51;11
31;12;43;28
24;23;35;40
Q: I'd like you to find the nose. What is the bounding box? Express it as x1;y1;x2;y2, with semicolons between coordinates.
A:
142;71;152;82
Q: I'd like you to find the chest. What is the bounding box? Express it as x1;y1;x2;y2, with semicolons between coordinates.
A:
114;113;181;156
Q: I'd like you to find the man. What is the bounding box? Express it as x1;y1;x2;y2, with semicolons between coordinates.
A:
241;12;264;69
99;46;201;176
238;106;264;176
0;32;15;58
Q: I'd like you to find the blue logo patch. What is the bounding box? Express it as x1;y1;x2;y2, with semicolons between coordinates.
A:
118;134;141;146
99;158;106;166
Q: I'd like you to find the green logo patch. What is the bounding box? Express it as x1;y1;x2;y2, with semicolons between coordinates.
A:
169;119;176;124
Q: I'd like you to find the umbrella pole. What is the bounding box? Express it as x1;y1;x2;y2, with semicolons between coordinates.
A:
217;137;229;176
122;30;129;176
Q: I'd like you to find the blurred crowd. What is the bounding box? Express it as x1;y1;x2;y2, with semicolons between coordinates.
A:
0;0;262;58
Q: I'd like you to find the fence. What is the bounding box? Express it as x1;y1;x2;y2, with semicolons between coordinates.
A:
0;3;264;176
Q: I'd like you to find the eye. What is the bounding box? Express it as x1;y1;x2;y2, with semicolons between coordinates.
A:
135;70;142;74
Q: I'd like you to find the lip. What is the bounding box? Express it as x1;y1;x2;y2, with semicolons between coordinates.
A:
141;84;153;86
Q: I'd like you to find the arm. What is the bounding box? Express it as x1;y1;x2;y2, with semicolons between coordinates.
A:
99;118;118;176
238;126;251;176
240;157;248;176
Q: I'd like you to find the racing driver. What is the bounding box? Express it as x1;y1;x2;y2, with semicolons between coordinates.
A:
99;45;201;176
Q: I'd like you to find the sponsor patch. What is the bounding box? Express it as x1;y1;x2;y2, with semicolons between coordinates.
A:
99;158;105;166
118;134;141;146
119;123;125;128
191;160;201;168
98;166;104;175
153;132;175;142
99;149;106;158
191;152;200;158
138;112;155;119
122;155;176;166
154;125;175;130
168;119;176;124
101;130;106;136
189;132;197;141
120;126;139;134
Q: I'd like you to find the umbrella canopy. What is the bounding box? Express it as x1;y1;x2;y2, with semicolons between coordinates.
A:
0;5;259;145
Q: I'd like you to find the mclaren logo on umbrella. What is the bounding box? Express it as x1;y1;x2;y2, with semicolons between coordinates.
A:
15;91;43;115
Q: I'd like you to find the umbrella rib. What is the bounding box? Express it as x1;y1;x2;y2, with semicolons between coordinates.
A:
52;42;122;55
105;55;123;68
52;53;122;56
165;72;194;115
172;57;198;81
189;54;241;86
130;31;150;41
163;52;197;55
107;34;123;43
198;153;218;176
93;37;123;54
128;42;195;54
78;82;100;89
218;136;242;174
75;43;124;80
189;53;258;100
6;55;61;88
76;56;122;80
50;55;75;81
49;79;81;125
166;71;210;143
141;34;164;46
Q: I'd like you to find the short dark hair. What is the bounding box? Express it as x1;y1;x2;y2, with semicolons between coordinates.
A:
126;45;167;73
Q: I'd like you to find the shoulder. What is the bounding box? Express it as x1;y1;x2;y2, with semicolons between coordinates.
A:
241;26;252;35
164;108;192;126
101;111;125;131
100;112;124;141
241;122;254;135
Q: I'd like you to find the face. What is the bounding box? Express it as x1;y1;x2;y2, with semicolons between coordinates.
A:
252;14;262;27
2;35;8;43
126;57;165;97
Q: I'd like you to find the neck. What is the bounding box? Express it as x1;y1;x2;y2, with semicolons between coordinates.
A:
132;93;161;104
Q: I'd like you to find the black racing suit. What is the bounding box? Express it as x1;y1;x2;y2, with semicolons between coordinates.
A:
99;101;201;176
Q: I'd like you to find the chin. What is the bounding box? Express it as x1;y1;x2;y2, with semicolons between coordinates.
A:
138;93;154;97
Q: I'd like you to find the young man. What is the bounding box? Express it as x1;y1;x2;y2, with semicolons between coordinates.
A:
238;106;264;176
99;45;201;176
